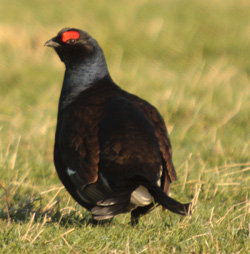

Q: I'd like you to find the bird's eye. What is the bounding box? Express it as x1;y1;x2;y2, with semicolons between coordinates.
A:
67;39;76;44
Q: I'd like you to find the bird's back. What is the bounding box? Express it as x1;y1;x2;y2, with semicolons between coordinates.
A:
98;95;163;189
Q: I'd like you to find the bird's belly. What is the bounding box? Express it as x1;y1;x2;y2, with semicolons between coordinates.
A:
130;185;153;207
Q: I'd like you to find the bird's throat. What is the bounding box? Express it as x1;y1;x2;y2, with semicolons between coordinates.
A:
59;55;110;111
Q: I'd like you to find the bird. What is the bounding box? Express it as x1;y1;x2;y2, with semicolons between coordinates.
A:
45;28;192;225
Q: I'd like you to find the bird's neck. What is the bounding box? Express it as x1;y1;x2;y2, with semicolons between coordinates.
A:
59;51;110;111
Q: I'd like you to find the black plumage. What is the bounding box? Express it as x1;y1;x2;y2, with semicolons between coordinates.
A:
45;28;192;224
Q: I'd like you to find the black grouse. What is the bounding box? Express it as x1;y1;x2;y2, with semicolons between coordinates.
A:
45;28;192;224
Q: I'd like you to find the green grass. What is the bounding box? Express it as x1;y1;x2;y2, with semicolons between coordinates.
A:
0;0;250;253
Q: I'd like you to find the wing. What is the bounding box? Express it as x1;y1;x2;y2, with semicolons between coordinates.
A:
123;91;177;184
58;103;101;185
54;99;104;210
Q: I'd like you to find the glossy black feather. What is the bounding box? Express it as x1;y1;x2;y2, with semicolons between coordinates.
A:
46;28;192;224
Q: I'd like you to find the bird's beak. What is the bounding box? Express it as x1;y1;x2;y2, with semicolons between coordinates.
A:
44;37;60;48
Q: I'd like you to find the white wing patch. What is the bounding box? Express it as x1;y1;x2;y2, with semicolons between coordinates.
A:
67;168;76;176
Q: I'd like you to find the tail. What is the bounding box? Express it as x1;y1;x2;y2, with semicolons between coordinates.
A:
143;181;192;216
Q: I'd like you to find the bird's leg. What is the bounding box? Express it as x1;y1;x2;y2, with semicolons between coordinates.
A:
131;210;140;226
131;204;155;226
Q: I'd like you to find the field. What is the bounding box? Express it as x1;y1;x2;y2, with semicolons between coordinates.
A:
0;0;249;253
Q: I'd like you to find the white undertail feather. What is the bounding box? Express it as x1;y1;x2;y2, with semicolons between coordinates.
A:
130;185;153;206
130;173;162;207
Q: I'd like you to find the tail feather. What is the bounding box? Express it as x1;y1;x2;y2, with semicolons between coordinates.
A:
143;181;192;216
154;195;191;215
91;196;130;220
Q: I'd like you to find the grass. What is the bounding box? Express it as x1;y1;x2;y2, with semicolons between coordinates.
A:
0;0;249;253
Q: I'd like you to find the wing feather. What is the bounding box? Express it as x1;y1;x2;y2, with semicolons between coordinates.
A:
123;92;177;182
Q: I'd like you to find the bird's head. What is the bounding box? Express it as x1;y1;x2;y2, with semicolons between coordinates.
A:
45;28;99;66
